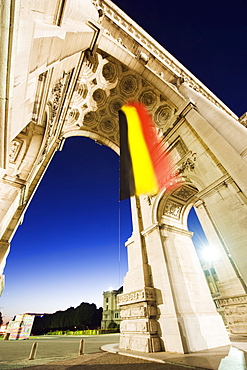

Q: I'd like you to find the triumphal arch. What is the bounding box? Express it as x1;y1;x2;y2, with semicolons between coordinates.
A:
1;0;247;353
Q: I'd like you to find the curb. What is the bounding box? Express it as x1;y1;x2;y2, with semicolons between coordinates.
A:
101;343;210;370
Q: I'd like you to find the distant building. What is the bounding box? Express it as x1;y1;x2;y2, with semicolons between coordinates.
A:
101;287;123;329
199;260;227;326
4;314;35;340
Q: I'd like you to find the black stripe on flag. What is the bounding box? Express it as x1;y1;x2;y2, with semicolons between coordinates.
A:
119;110;135;200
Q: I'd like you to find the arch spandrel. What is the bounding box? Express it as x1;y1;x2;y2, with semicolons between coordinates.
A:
154;184;199;228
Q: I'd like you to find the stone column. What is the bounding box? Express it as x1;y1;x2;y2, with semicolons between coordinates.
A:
194;200;247;334
158;219;229;352
0;241;10;295
119;197;162;352
194;200;246;296
141;224;185;353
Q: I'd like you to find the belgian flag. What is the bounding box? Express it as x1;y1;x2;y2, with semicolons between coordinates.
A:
119;102;179;200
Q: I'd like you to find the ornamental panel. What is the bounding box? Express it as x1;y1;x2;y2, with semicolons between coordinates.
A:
9;139;23;164
120;75;138;97
83;111;98;127
102;62;118;83
99;118;116;134
139;90;157;109
118;287;156;306
66;108;80;126
92;88;107;106
109;98;124;116
154;105;172;127
164;200;183;219
172;185;198;202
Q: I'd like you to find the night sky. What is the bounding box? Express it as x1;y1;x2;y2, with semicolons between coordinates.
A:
1;0;246;323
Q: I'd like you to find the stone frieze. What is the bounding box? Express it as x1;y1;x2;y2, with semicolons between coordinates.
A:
118;287;156;306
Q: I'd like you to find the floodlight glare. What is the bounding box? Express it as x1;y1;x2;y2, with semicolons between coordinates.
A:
201;245;219;263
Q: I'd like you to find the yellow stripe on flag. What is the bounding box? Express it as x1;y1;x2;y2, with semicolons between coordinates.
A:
122;105;158;196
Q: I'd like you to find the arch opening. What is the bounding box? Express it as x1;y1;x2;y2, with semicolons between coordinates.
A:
0;136;132;323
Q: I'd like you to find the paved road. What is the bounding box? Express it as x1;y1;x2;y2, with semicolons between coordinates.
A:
17;352;192;370
0;334;120;363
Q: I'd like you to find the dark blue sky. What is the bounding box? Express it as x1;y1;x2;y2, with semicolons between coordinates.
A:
1;0;246;323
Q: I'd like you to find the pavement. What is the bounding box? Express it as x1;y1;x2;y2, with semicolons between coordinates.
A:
101;334;247;370
0;333;246;370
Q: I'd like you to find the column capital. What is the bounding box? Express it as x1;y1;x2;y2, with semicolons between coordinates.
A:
160;223;193;237
141;223;159;237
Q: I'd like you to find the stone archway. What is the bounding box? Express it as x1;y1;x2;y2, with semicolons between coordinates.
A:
1;0;247;354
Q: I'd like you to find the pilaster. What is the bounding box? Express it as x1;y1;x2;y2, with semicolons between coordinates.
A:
159;221;230;352
194;200;247;334
0;241;10;295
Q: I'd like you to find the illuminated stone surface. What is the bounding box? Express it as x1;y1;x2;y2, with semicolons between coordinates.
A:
1;0;247;353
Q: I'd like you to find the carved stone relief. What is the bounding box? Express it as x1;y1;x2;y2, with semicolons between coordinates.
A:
219;295;247;333
102;62;118;83
154;105;172;129
51;79;64;122
164;200;183;219
172;185;198;202
118;287;156;305
84;111;98;127
9;140;23;164
140;90;157;109
119;75;138;97
177;153;197;174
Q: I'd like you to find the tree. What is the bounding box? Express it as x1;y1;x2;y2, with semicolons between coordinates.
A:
31;302;103;334
0;312;3;326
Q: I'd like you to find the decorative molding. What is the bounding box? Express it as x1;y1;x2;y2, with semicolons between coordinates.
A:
2;175;27;188
172;185;198;202
160;223;193;237
176;152;197;174
141;223;159;237
136;50;149;64
219;295;247;307
9;139;23;164
120;303;157;319
239;112;247;128
51;79;64;122
119;75;138;96
218;294;247;331
118;287;156;306
140;90;157;109
194;174;232;201
65;52;179;146
164;200;183;219
101;0;237;119
154;105;172;128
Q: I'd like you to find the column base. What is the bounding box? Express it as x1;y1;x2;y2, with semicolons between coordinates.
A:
120;333;161;352
118;288;161;353
177;313;230;353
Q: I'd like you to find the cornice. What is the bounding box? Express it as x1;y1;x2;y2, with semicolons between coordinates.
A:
101;0;238;120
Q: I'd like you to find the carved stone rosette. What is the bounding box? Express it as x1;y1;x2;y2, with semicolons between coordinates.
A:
218;294;247;334
118;288;161;352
